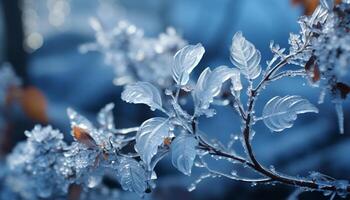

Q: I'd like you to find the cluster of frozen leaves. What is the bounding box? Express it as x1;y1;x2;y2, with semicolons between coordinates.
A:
121;28;320;187
2;104;157;199
285;0;350;133
80;18;186;88
310;1;350;133
3;1;350;198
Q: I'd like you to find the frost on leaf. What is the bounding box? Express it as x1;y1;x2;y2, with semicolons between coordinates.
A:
262;95;319;132
97;103;115;130
117;157;148;196
230;31;261;80
121;82;163;111
67;108;94;131
172;43;205;86
194;66;239;112
135;117;172;167
171;134;198;176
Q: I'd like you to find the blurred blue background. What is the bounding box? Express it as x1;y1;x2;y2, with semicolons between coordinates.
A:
0;0;349;199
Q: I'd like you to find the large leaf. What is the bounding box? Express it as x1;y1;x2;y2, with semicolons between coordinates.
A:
171;134;198;176
172;43;205;86
135;117;171;167
230;32;261;80
194;66;239;110
97;103;115;130
121;82;162;111
117;157;148;196
262;95;318;132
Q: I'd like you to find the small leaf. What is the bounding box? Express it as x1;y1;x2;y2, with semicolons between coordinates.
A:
172;43;205;86
262;95;318;132
135;117;172;167
72;126;98;149
121;82;163;111
194;66;239;111
97;103;115;130
230;32;261;80
117;157;148;196
305;55;320;84
171;134;198;176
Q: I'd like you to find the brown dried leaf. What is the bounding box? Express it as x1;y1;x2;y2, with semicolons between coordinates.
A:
163;137;172;146
20;86;49;123
305;55;320;83
72;126;98;149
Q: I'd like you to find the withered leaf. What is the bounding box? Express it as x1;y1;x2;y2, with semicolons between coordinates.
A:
163;137;172;146
305;55;320;83
72;126;98;149
20;86;49;123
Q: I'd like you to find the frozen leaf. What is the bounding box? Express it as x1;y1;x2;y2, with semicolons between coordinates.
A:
230;32;261;80
262;95;318;132
135;117;172;166
172;43;205;86
171;134;198;176
97;103;115;130
117;157;148;196
72;126;98;149
194;66;238;111
121;82;163;111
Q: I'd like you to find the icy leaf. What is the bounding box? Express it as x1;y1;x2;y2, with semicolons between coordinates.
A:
117;157;148;196
121;82;163;111
171;134;198;176
72;126;98;149
262;95;319;132
194;66;238;111
97;103;115;130
230;32;261;80
135;117;172;167
172;43;205;86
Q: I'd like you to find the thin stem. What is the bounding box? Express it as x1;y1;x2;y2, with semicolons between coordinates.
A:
112;127;139;135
